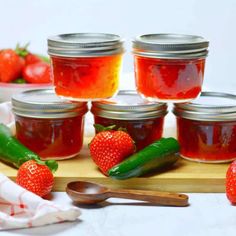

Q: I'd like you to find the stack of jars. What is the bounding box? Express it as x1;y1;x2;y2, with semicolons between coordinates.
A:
11;33;236;163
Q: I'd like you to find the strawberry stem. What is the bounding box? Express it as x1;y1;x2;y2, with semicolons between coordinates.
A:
15;42;30;57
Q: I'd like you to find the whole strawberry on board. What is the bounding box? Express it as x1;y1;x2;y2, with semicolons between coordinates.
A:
89;125;135;175
226;160;236;204
0;123;58;197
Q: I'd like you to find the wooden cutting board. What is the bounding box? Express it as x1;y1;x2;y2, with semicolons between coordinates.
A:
0;137;228;193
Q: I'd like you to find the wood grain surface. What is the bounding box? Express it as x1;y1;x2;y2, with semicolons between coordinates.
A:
0;138;229;193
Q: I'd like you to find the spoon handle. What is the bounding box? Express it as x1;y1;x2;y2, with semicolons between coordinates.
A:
107;189;189;206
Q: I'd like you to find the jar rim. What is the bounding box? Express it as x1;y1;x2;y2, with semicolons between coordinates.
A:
12;89;88;118
173;91;236;121
48;33;125;57
91;90;168;120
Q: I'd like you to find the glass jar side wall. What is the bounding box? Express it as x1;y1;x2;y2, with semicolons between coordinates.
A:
176;116;236;163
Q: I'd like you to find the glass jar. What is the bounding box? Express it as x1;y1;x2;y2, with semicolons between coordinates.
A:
48;33;124;101
91;90;167;150
133;34;209;103
173;92;236;163
12;89;88;160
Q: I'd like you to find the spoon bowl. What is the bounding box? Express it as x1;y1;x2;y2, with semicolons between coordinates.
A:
66;181;110;204
66;181;189;206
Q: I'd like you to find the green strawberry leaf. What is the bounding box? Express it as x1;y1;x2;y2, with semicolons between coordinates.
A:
33;159;58;173
94;124;116;133
45;160;58;173
11;78;27;84
117;127;128;132
15;42;30;57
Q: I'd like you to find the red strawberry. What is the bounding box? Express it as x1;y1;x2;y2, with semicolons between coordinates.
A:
23;62;51;84
16;160;54;197
0;49;25;82
89;129;135;174
25;53;42;65
226;160;236;204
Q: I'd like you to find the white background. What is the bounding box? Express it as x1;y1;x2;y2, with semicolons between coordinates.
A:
0;0;236;92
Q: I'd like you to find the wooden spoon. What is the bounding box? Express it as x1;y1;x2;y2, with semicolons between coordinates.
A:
66;181;189;207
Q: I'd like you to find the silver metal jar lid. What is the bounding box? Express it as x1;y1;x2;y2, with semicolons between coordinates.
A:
91;90;167;120
173;92;236;121
48;33;124;57
132;34;209;59
12;89;88;119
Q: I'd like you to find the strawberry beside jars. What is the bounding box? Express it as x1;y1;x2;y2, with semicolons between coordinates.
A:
91;90;167;151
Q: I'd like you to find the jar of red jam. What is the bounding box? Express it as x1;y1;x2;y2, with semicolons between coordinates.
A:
48;33;124;101
91;90;167;150
133;34;209;103
12;89;88;160
173;92;236;163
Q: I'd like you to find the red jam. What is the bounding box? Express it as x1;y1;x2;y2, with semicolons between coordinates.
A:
173;92;236;163
134;57;205;102
12;89;88;160
94;116;164;151
91;90;167;151
132;34;209;102
48;33;124;101
176;117;236;162
15;115;85;160
50;55;122;100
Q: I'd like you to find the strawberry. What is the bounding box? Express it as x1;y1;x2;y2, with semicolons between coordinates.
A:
0;49;25;82
25;53;42;65
16;160;54;197
89;126;135;174
23;62;51;84
226;160;236;204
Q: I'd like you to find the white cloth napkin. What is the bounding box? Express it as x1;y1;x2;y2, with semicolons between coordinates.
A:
0;102;81;230
0;173;81;230
0;102;14;126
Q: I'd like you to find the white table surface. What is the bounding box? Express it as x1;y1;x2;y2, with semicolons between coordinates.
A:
2;192;236;236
